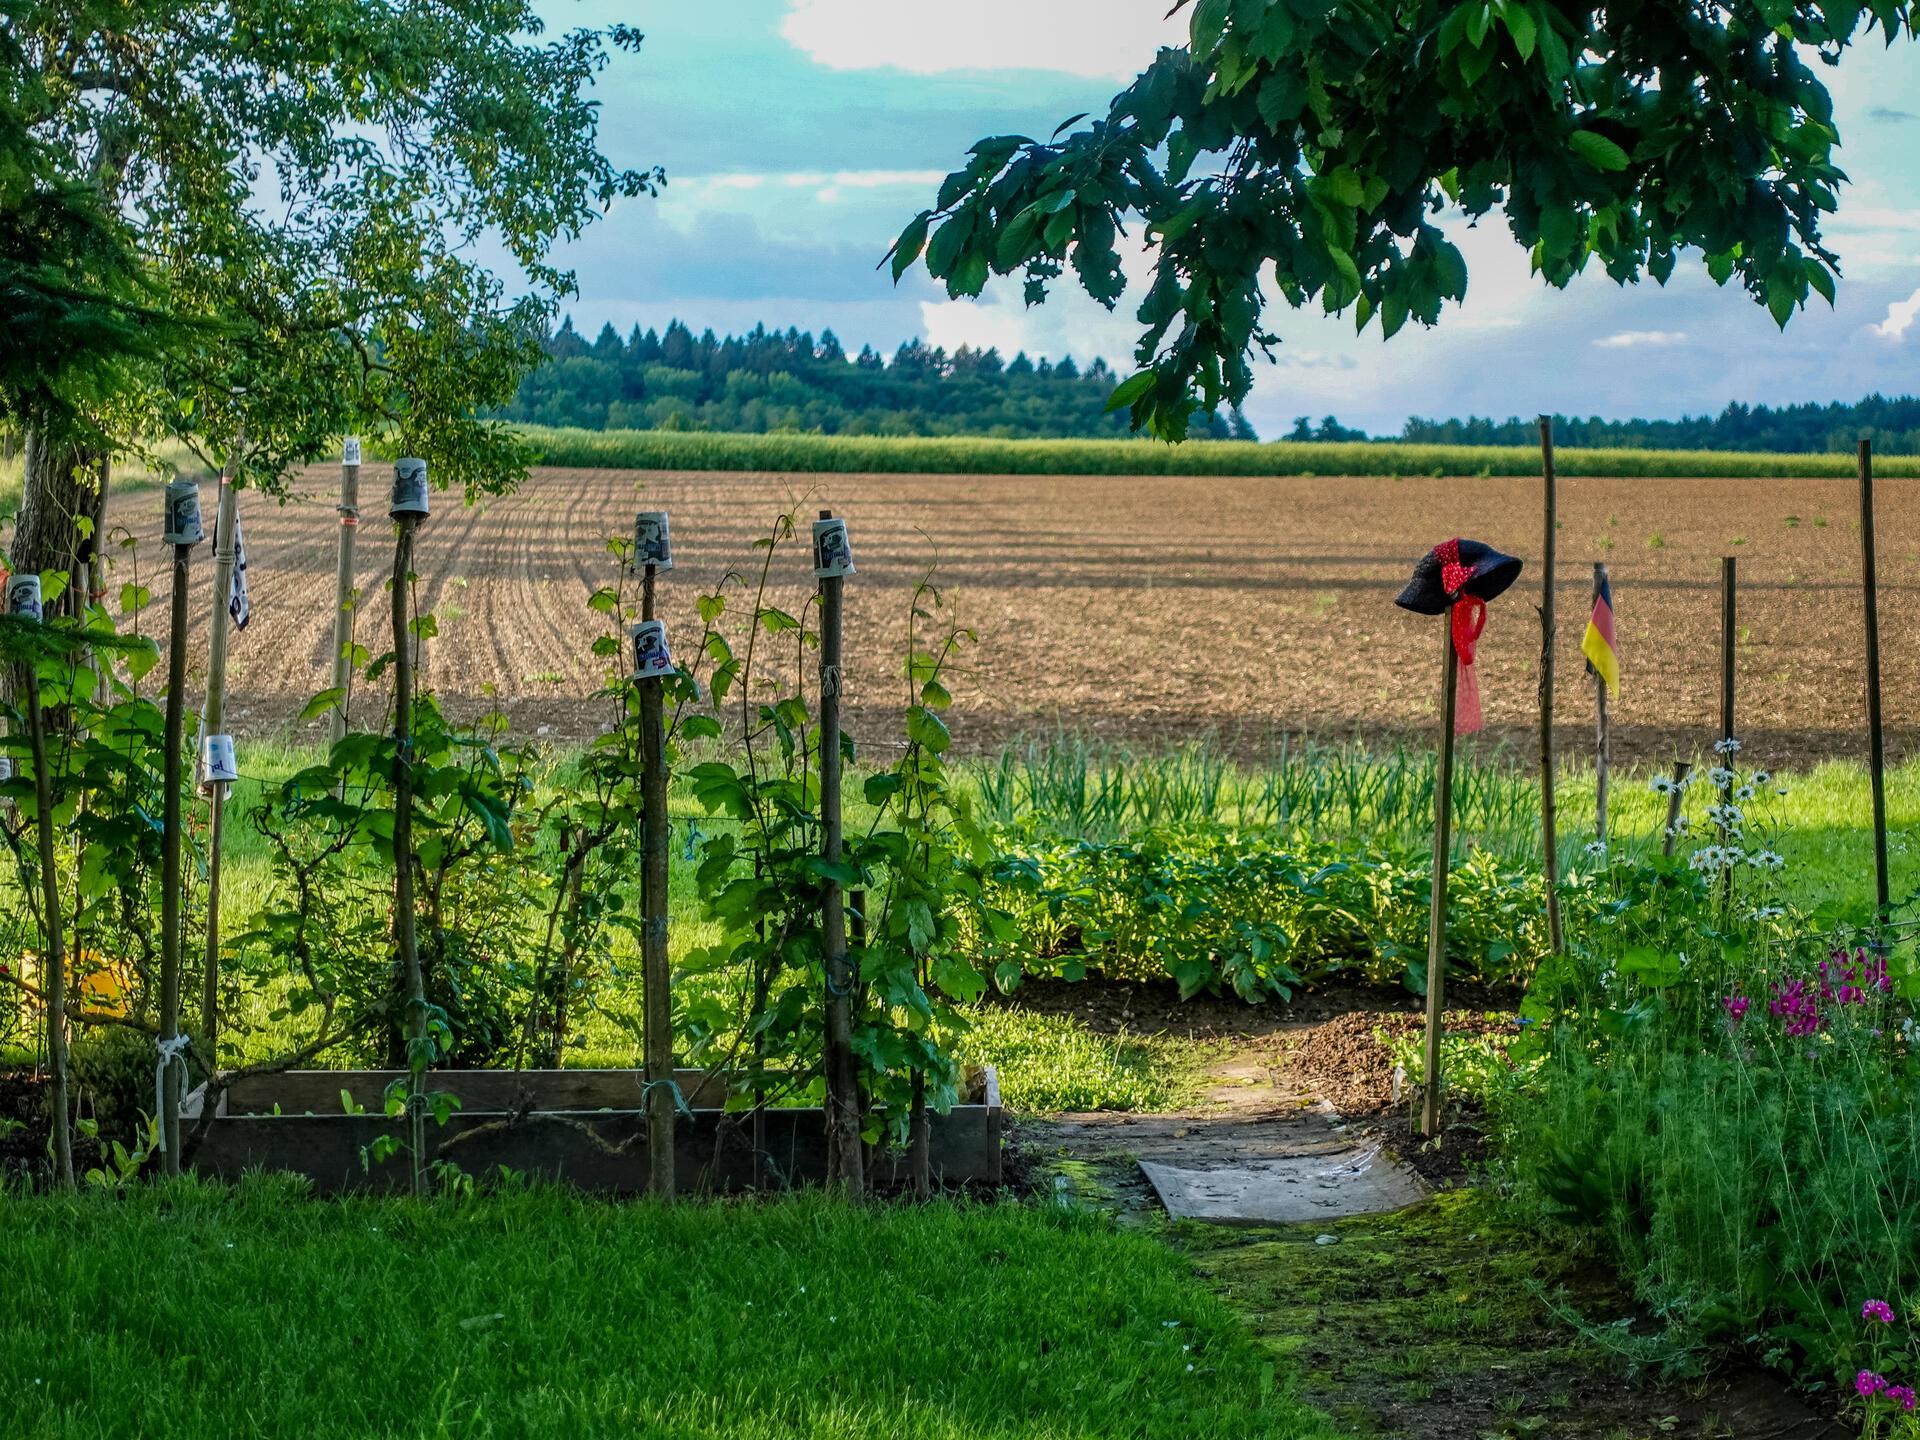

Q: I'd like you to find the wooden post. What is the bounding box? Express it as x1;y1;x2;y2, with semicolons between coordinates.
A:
329;438;361;746
1593;563;1611;846
200;442;241;1059
1661;760;1692;858
22;663;71;1187
1719;557;1737;907
639;561;674;1200
1536;418;1564;954
817;509;865;1197
1859;439;1891;930
390;505;426;1196
1421;619;1459;1140
159;534;191;1172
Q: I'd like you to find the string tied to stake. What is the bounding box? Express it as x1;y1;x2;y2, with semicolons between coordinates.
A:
153;1034;191;1153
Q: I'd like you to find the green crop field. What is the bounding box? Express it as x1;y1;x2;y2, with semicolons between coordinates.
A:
507;425;1920;480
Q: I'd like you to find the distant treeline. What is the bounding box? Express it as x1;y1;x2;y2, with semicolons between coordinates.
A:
498;318;1257;441
1397;396;1920;454
504;318;1918;455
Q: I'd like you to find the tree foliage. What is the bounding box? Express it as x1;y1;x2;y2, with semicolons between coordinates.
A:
8;0;658;497
0;19;169;437
893;0;1918;439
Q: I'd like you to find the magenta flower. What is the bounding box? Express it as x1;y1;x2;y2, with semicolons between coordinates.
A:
1819;948;1892;1006
1858;1370;1888;1398
1864;1299;1897;1324
1770;978;1824;1038
1722;995;1750;1024
1889;1385;1918;1412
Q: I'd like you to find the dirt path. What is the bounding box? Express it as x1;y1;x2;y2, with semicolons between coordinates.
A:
1008;1011;1847;1440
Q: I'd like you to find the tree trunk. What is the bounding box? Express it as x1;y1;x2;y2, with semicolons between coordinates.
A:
14;433;97;603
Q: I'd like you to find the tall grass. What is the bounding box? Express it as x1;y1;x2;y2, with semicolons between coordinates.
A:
512;425;1920;479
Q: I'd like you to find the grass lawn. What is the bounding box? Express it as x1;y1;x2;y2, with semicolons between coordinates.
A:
1;1179;1336;1440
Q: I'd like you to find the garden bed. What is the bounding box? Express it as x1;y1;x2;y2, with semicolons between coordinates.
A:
183;1067;1002;1193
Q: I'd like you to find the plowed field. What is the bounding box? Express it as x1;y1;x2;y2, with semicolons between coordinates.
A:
136;466;1920;767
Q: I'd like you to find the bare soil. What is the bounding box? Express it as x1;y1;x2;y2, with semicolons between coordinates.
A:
122;467;1918;764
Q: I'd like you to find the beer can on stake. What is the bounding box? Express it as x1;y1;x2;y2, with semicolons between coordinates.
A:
164;480;205;546
630;619;675;680
6;573;42;622
634;511;673;570
343;436;362;466
812;516;854;578
390;458;429;518
199;733;239;791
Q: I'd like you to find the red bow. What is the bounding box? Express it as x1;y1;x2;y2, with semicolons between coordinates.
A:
1436;538;1486;734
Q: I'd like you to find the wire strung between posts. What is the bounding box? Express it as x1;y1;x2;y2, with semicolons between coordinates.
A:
152;1034;190;1153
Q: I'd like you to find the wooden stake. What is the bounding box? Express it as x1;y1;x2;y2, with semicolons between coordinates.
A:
329;441;361;746
200;444;241;1060
640;561;675;1199
817;509;865;1197
159;537;191;1173
1593;563;1611;846
1661;760;1692;859
1859;439;1891;930
1537;417;1564;954
1421;619;1458;1140
390;510;426;1196
1719;557;1737;907
22;664;71;1187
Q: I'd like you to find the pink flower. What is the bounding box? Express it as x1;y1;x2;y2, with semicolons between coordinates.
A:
1723;995;1750;1024
1864;1299;1896;1324
1888;1385;1918;1412
1770;978;1824;1038
1858;1370;1888;1398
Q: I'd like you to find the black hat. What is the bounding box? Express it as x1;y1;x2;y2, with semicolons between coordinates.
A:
1394;538;1523;615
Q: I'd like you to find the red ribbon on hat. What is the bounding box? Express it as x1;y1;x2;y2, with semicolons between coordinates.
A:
1436;538;1486;735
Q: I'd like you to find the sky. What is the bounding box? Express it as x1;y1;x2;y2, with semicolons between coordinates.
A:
535;1;1920;438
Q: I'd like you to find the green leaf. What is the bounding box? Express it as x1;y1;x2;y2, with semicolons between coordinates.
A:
888;212;931;281
905;705;950;755
1569;130;1630;173
299;688;346;722
925;211;974;278
1104;371;1156;414
1503;2;1538;60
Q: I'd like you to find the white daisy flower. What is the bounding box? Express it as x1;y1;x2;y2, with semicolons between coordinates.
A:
1714;737;1743;756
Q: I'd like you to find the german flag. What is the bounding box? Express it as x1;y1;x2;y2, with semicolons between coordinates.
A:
1582;568;1619;697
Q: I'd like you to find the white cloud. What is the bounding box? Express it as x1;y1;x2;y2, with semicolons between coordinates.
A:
676;169;946;196
779;0;1183;80
1593;329;1689;349
1869;288;1920;341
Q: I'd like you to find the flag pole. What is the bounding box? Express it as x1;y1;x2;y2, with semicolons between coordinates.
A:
1536;417;1563;954
1593;562;1611;847
1858;439;1890;934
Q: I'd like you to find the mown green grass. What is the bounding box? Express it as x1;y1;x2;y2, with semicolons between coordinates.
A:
957;1007;1217;1113
509;425;1920;479
0;1178;1336;1440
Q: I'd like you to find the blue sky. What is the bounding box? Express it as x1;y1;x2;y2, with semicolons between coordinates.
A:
538;1;1920;437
